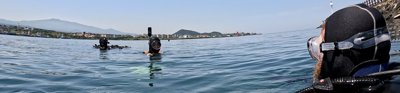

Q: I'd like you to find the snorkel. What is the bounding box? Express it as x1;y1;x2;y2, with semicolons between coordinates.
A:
148;27;152;37
148;27;161;54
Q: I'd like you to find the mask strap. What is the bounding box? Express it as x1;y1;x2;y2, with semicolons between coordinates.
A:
353;4;377;59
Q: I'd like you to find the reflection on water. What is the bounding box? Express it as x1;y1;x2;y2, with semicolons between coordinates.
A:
148;55;162;87
99;50;109;60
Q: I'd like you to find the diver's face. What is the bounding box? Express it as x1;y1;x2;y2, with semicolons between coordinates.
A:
151;41;161;50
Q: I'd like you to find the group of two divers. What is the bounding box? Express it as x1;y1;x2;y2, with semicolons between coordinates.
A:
94;27;161;56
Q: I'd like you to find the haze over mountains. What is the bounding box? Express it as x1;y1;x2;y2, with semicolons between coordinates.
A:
0;18;128;34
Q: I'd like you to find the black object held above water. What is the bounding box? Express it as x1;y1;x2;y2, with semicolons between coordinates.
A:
148;27;152;37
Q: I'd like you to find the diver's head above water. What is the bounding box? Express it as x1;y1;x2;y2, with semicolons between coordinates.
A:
99;37;109;48
145;27;161;54
308;4;391;81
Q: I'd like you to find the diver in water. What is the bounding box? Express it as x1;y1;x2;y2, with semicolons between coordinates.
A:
144;27;162;56
95;37;130;50
99;37;110;50
299;4;392;93
143;27;162;86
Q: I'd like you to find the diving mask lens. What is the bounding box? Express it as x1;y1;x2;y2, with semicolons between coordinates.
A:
307;36;323;61
151;41;161;50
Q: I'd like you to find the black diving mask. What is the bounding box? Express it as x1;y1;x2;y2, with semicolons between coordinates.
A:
308;27;390;61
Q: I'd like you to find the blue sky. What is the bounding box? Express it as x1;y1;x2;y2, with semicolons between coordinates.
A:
0;0;364;34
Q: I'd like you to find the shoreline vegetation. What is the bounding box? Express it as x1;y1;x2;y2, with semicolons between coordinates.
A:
0;24;261;40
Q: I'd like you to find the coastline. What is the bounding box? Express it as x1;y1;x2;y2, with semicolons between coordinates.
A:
0;25;262;40
0;24;261;40
0;31;261;41
0;34;260;41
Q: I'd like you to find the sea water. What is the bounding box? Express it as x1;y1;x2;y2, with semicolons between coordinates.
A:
0;30;399;93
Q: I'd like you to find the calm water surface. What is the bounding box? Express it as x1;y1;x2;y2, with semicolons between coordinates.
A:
1;30;400;93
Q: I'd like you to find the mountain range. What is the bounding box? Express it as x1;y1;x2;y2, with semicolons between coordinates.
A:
173;29;223;37
0;18;128;34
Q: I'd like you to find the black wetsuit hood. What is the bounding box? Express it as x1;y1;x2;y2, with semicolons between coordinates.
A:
320;3;391;79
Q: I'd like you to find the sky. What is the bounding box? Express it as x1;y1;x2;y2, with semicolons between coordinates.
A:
0;0;364;34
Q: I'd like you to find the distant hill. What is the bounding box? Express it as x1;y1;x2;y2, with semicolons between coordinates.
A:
0;18;129;35
0;19;18;25
173;29;200;35
202;31;223;37
172;29;226;38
